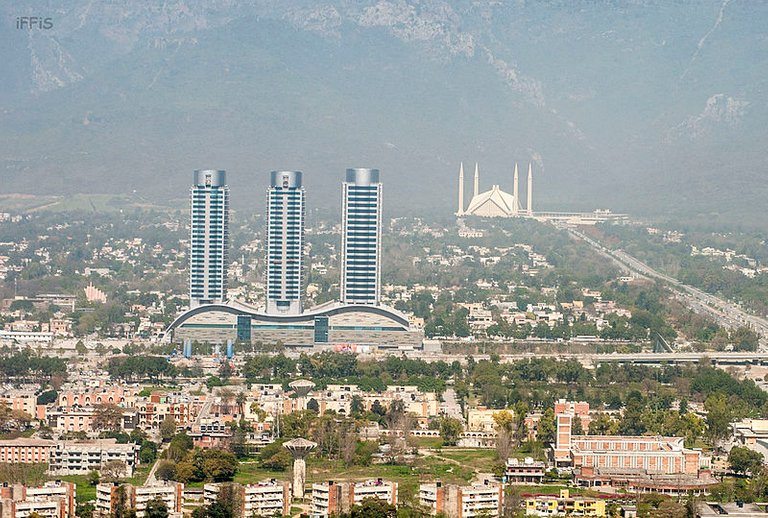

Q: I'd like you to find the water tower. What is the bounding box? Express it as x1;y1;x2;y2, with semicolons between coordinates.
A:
283;437;317;499
288;379;315;397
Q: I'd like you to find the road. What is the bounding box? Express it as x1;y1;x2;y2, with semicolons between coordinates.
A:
569;228;768;349
439;388;463;420
392;350;768;367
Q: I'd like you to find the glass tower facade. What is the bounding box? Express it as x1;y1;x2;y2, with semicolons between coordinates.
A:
341;168;382;305
266;171;305;315
189;170;229;307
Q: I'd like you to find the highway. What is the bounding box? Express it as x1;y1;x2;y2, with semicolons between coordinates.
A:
568;228;768;349
393;350;768;368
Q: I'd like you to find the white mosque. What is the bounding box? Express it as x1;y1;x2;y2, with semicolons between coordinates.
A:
456;162;532;217
455;161;628;224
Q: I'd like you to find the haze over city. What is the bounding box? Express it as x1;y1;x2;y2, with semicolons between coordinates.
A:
3;2;768;518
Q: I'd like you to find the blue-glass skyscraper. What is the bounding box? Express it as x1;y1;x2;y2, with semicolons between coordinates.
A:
189;170;229;307
266;171;305;315
341;168;382;305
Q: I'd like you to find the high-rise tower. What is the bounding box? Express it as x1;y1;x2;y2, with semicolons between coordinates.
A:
189;170;229;307
266;171;305;315
341;168;382;305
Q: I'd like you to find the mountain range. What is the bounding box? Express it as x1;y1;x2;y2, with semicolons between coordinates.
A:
1;0;767;222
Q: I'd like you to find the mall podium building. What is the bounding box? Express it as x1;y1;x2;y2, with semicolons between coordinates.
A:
167;301;422;350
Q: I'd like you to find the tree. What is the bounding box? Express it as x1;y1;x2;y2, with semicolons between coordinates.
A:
235;392;247;418
10;300;34;312
195;449;239;482
705;394;732;445
588;414;617;435
536;409;556;444
92;403;123;432
165;433;193;462
572;415;584;435
37;390;57;405
351;395;365;416
493;410;517;461
353;441;378;466
144;497;168;518
173;462;196;483
159;415;177;441
618;390;647;435
439;417;463;446
193;502;232;518
259;441;292;471
76;340;88;355
193;484;239;518
76;502;95;518
101;460;127;482
87;470;100;486
112;485;130;518
728;446;764;475
139;440;158;464
336;497;397;518
155;461;176;481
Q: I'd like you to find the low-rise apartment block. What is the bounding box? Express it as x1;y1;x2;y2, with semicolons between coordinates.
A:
204;481;291;517
96;483;183;518
505;458;546;484
49;440;139;477
0;481;76;518
524;489;605;517
0;439;55;464
311;480;397;517
419;481;503;518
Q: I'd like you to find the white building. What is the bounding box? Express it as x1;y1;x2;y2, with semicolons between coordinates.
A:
204;481;291;517
96;483;183;518
419;481;502;518
0;481;76;518
311;480;397;517
456;163;529;218
48;440;139;477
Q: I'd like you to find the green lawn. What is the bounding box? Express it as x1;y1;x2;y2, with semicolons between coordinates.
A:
0;463;48;485
127;465;151;486
409;437;444;449
10;193;175;213
55;476;97;503
0;429;36;441
234;461;291;485
434;448;497;470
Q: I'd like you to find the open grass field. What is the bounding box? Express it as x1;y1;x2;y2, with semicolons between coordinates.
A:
0;193;178;213
233;462;289;485
56;475;97;503
432;448;498;470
